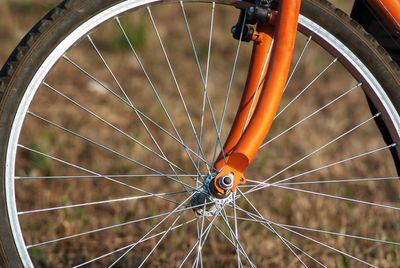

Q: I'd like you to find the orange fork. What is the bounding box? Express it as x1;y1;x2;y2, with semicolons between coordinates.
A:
213;0;301;195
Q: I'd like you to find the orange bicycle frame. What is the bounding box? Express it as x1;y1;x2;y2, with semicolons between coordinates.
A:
213;0;400;194
368;0;400;36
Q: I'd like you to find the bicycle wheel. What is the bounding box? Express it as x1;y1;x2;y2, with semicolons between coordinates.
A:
1;0;400;266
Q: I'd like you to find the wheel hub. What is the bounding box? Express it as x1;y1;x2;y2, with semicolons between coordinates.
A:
191;174;235;216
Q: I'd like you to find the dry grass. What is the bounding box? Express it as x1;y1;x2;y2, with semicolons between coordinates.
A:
3;0;400;267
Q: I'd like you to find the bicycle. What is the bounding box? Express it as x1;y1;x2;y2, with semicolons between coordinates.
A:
0;0;400;266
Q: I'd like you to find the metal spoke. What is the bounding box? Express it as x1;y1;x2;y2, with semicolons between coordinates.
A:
179;1;219;182
18;144;182;205
228;213;327;268
267;222;309;268
238;207;375;266
212;11;248;164
179;201;229;268
72;218;196;268
27;110;196;190
251;113;383;190
246;143;396;194
283;35;313;94
62;55;210;169
272;143;395;186
261;82;362;148
236;189;306;267
115;17;211;174
275;224;378;268
275;58;338;119
242;41;274;132
87;34;198;194
27;204;204;249
278;176;400;186
219;208;256;268
41;82;198;178
279;223;400;246
86;35;133;105
136;215;183;268
16;174;199;180
207;217;256;268
107;193;196;266
194;202;207;268
272;183;400;211
146;7;208;166
179;1;226;163
19;190;188;215
232;192;241;267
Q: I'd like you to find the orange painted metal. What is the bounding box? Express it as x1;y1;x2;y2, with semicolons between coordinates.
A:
368;0;400;36
214;24;274;171
214;0;301;191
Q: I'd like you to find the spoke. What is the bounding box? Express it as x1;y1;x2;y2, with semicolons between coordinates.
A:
230;214;327;268
233;192;241;267
272;183;400;211
115;17;211;174
219;208;256;268
207;218;255;268
275;224;378;268
146;7;208;165
179;201;228;268
228;211;329;268
180;1;226;163
272;143;395;186
27;110;196;190
136;215;182;268
279;176;400;186
283;35;313;94
252;113;383;189
18;144;182;205
72;218;196;268
236;207;376;267
42;81;194;174
194;202;207;268
280;223;400;247
212;11;248;164
236;189;306;267
175;1;218;184
261;82;362;148
16;174;199;180
242;41;274;132
267;222;309;268
108;193;196;266
87;35;199;193
275;58;338;119
247;143;396;194
27;204;203;248
86;35;132;105
62;54;210;170
19;190;188;215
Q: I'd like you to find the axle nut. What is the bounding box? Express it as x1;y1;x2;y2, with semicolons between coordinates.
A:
218;173;234;191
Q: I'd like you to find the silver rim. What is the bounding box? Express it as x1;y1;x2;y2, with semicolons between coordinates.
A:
5;0;400;266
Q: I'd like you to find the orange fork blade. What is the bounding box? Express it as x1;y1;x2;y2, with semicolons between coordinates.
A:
215;0;301;191
214;23;274;170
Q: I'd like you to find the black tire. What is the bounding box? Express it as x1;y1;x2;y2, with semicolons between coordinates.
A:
1;0;400;266
351;0;400;65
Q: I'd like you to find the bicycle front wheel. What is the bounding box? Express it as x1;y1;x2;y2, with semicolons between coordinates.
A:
1;0;400;267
